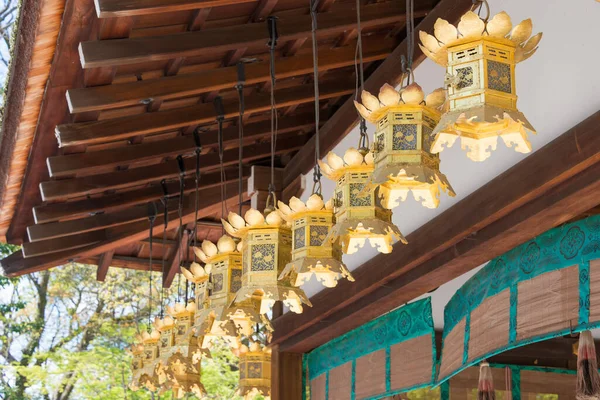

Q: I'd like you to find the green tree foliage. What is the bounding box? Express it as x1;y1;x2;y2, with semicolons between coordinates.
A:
0;243;243;400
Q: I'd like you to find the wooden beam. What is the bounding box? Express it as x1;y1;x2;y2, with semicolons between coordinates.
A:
41;132;308;201
96;250;114;281
164;227;191;288
282;0;471;188
3;182;243;275
57;79;353;147
33;167;247;223
272;110;600;353
27;198;180;242
48;114;315;178
79;1;422;68
95;0;257;18
67;36;390;114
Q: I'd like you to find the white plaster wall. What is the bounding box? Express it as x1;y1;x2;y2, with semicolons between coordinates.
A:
293;0;600;328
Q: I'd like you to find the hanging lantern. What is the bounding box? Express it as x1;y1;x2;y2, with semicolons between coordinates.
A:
135;330;160;392
128;343;145;391
354;83;455;209
222;208;311;314
419;8;542;161
165;352;206;399
318;148;407;254
277;194;354;288
186;237;242;349
237;342;272;400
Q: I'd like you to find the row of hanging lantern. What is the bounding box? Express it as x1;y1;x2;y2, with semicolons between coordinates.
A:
128;0;541;398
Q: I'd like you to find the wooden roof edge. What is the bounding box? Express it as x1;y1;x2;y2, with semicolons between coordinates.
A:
0;0;66;242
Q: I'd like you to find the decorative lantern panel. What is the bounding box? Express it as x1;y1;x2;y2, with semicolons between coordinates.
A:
166;353;206;399
238;343;272;400
355;83;455;209
222;209;311;314
419;11;541;161
278;195;354;288
319;148;406;254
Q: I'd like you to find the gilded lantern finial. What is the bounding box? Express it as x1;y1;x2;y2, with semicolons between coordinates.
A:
419;10;542;161
354;83;456;209
277;194;354;288
318;148;407;254
222;209;312;314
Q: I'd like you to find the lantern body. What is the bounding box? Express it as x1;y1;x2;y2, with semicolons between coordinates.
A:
278;195;354;288
371;104;455;209
165;353;205;399
319;149;407;255
238;349;272;399
190;239;244;349
419;11;541;161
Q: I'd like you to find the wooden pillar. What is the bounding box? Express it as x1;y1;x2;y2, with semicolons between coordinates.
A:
271;344;304;400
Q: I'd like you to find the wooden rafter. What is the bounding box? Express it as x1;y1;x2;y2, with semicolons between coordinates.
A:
96;250;114;281
67;36;391;114
3;181;244;275
94;0;257;18
79;1;422;68
56;79;353;147
33;167;247;223
273;111;600;353
48;114;317;178
41;132;308;201
163;225;191;288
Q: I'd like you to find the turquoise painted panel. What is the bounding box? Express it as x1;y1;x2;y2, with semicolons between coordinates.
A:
307;297;435;387
437;215;600;385
443;215;600;336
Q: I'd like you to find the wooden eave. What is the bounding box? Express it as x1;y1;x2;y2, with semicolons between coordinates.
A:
0;0;443;283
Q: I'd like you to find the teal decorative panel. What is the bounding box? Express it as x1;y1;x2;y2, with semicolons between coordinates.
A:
438;215;600;385
307;298;436;399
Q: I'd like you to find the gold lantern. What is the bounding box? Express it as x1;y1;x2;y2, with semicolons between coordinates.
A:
354;83;455;209
165;301;211;364
165;352;206;399
187;237;242;349
318;148;407;254
419;9;542;161
222;208;311;314
128;343;145;391
135;329;160;392
277;194;354;288
237;342;272;400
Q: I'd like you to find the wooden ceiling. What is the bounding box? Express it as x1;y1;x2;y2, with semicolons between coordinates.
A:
0;0;441;283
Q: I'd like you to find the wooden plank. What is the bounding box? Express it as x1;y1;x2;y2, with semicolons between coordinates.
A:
272;110;600;353
22;230;107;258
96;250;114;281
27;198;181;242
79;1;421;68
68;36;390;113
41;132;308;201
282;0;471;188
95;0;257;18
33;167;248;223
4;182;244;274
48;114;315;177
58;79;353;147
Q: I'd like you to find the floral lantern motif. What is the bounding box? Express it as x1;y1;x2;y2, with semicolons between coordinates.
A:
354;83;455;209
277;194;354;288
184;239;242;349
318;148;407;254
222;209;311;314
419;10;542;161
237;342;272;400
